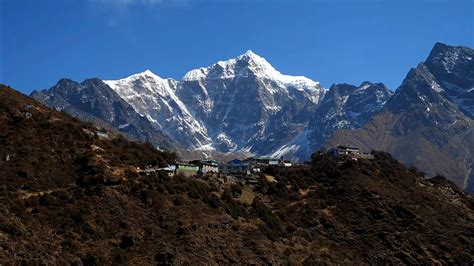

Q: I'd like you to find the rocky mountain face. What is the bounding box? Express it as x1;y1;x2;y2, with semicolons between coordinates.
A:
328;43;474;193
103;70;211;149
31;78;176;150
104;51;326;155
424;43;474;118
2;84;474;263
272;82;392;159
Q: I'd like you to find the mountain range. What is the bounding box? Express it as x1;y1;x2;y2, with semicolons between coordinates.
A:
31;42;473;192
32;50;389;156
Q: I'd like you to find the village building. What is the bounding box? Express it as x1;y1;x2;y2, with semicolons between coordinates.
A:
157;166;175;177
245;156;280;166
328;145;360;157
138;165;177;177
328;145;374;160
219;159;251;175
190;160;219;174
175;163;199;177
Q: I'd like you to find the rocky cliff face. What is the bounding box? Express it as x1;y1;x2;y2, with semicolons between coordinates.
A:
273;82;392;159
31;78;175;150
176;50;326;154
328;43;474;193
424;43;474;118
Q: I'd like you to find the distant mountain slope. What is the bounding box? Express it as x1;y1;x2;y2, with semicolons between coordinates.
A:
31;78;176;150
1;85;473;263
424;43;474;118
328;43;474;193
273;82;392;159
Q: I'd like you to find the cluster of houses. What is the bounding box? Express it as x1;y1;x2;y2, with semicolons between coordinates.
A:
142;157;292;178
139;145;372;179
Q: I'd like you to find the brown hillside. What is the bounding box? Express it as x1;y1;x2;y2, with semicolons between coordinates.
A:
0;85;473;264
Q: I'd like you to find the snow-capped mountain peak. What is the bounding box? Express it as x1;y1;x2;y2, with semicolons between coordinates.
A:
182;68;209;81
125;69;163;81
235;49;272;67
243;49;258;57
183;50;321;92
141;69;159;77
111;69;163;81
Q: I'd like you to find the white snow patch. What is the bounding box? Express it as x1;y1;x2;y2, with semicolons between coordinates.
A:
359;83;371;90
267;128;312;159
216;133;237;150
270;144;300;159
195;143;216;151
430;81;444;92
182;68;210;81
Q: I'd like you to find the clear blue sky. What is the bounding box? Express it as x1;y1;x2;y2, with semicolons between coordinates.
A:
1;0;473;94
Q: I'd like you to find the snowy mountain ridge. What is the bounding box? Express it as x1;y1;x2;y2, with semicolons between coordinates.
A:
104;69;211;149
183;50;320;91
103;51;330;155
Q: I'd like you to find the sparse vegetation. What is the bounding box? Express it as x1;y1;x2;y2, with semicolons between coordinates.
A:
1;85;473;264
